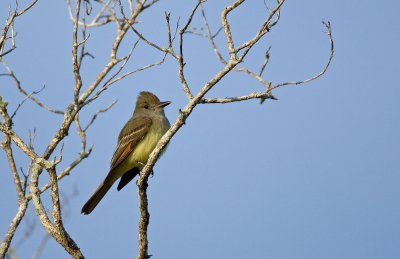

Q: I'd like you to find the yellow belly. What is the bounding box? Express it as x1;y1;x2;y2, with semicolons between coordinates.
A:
128;127;165;168
111;119;169;180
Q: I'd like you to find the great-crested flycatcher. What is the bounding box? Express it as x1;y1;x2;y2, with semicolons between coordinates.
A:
81;91;171;215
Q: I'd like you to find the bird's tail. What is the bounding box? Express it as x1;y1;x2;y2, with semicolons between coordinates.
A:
81;181;112;215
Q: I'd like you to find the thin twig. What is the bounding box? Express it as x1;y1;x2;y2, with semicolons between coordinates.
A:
0;118;53;170
178;0;205;99
98;52;168;93
0;200;29;258
33;146;92;197
66;0;116;27
84;100;118;132
200;4;226;64
236;0;285;53
10;85;46;119
1;62;63;114
259;46;271;76
271;21;334;90
130;25;178;59
201;91;278;104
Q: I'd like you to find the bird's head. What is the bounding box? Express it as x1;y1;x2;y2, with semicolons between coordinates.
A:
134;91;171;116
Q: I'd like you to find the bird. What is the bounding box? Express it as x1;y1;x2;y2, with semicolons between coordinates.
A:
81;91;171;215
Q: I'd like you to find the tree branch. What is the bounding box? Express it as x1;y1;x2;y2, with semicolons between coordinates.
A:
0;200;28;258
271;20;334;90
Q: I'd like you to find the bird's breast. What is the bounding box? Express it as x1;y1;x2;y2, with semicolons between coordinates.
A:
128;116;170;168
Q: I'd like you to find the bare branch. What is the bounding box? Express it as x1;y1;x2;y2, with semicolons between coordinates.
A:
99;52;168;94
200;3;274;93
165;12;173;49
201;91;277;104
128;0;134;14
236;0;285;54
178;1;205;99
0;103;32;257
83;40;139;105
116;0;129;23
66;0;117;27
271;21;334;90
221;0;245;60
0;8;17;58
83;100;118;132
0;0;38;58
27;184;77;259
29;165;84;258
0;104;23;199
17;0;39;16
142;0;159;10
130;26;177;59
0;105;54;170
136;181;150;259
77;7;93;70
72;0;83;106
42;0;149;164
1;138;23;197
259;46;271;76
11;211;36;250
235;66;271;87
1;62;63;114
35;146;92;196
264;0;282;29
76;1;147;106
10;85;47;119
200;4;226;64
0;200;29;258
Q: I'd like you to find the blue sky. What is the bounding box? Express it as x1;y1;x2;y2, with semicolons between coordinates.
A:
1;1;400;258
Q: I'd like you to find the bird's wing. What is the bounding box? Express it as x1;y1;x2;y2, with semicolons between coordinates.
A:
109;116;152;171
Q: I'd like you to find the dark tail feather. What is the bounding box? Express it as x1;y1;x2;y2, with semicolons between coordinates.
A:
81;182;112;215
117;168;140;191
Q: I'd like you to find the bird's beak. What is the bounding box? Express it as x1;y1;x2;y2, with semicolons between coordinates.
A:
158;101;171;108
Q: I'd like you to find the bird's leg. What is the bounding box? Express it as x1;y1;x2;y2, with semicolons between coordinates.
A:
137;161;145;176
137;161;154;177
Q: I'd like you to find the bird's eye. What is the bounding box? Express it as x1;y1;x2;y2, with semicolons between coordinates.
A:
144;104;149;109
